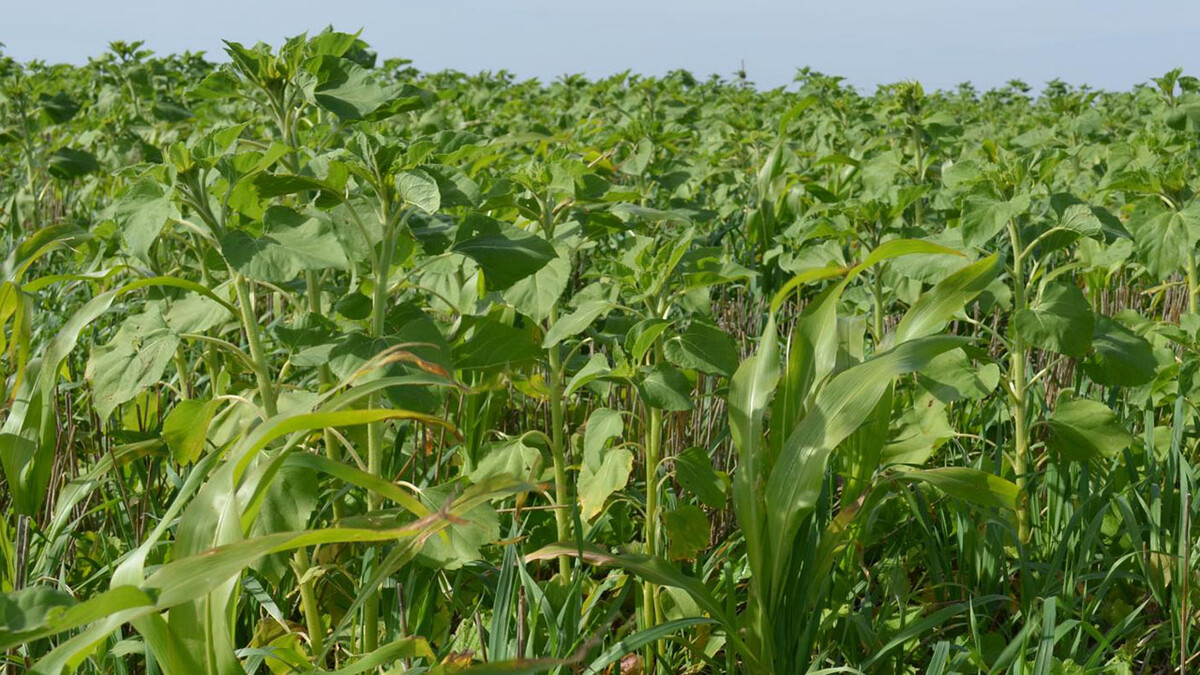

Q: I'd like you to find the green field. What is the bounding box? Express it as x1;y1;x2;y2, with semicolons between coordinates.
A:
2;33;1198;673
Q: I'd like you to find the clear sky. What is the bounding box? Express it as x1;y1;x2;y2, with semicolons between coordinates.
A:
4;0;1199;92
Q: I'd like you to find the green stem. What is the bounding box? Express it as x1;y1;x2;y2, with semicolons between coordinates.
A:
234;274;277;418
873;266;886;345
642;337;667;673
1187;249;1198;315
16;93;42;230
294;547;325;656
911;123;924;228
173;348;192;400
1007;222;1031;544
367;225;395;507
538;194;573;578
546;314;572;579
363;218;396;654
306;270;345;519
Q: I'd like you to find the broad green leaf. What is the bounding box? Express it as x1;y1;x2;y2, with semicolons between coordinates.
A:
564;353;611;396
0;586;77;640
249;462;320;583
86;310;181;420
162;399;221;464
503;253;569;324
578;408;629;520
396;169;440;213
416;484;500;570
673;446;727;509
894;467;1018;510
112;178;179;263
917;350;999;403
664;320;739;377
543;300;613;348
626;318;672;362
663;505;709;560
424;165;481;208
451;214;555;291
1084;315;1157;386
469;437;543;484
1126;200;1200;278
304;55;393;119
882;392;953;465
1047;398;1131;462
38;92;80;124
578;448;633;522
222;206;349;283
453;318;539;370
1013;283;1094;357
636;363;694;411
47;148;99;180
960;192;1029;248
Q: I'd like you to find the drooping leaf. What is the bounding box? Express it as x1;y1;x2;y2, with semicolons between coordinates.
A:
1013;283;1094;357
162;399;222;464
674;446;727;509
503;253;570;324
112;178;180;263
1084;315;1156;386
1126;200;1200;278
663;505;709;560
469;437;544;484
960;191;1029;248
451;214;555;291
47;148;99;180
1046;398;1131;462
578;408;629;521
894;467;1018;511
636;363;694;411
542;300;613;348
86;310;181;420
222;206;349;283
664;320;739;377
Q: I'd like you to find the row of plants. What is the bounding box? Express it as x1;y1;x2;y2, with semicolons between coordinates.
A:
1;33;1198;673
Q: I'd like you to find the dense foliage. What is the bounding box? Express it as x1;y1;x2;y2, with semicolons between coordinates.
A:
1;33;1198;674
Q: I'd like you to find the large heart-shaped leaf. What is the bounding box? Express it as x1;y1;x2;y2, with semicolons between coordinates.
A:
1013;283;1094;357
451;214;556;291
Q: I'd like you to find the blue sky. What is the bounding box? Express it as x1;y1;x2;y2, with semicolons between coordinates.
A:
4;0;1199;92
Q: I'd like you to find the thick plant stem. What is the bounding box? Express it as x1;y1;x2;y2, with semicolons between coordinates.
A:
306;270;344;520
642;330;666;674
537;193;573;577
234;275;278;418
363;223;396;654
1188;249;1198;315
236;272;326;652
911;123;924;228
294;547;324;655
873;267;886;346
546;307;572;579
367;226;395;509
1007;222;1031;544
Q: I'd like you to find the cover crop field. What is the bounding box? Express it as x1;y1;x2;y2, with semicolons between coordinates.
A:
1;33;1199;674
